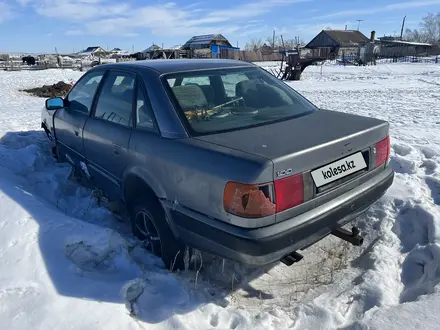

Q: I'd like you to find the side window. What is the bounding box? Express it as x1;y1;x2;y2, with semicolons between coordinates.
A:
221;73;249;97
94;72;135;127
67;71;104;113
135;84;155;130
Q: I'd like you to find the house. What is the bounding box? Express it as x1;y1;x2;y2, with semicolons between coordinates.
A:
0;53;9;61
181;34;239;58
138;44;181;60
305;30;371;59
78;46;107;57
143;44;161;52
108;48;131;58
259;43;273;55
376;36;432;57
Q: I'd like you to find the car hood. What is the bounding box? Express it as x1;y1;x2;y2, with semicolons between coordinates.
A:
195;109;389;177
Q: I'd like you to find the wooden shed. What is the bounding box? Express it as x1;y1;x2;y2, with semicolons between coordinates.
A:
305;30;371;59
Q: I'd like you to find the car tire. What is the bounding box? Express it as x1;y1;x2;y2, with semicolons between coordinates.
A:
130;198;190;271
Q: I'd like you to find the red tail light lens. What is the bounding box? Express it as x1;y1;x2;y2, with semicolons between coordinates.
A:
375;136;390;168
274;173;304;213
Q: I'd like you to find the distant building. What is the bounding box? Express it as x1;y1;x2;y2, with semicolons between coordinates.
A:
0;53;9;61
259;43;273;55
138;44;180;60
143;44;161;52
305;30;371;59
181;34;239;58
377;36;432;57
78;46;107;57
108;48;131;58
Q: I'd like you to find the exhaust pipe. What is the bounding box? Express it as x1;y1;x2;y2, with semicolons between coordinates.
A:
280;251;303;266
331;226;364;246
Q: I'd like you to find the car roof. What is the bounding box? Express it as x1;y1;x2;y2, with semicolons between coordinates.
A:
101;59;256;74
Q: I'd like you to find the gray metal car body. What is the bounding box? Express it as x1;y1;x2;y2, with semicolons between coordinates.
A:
42;59;394;267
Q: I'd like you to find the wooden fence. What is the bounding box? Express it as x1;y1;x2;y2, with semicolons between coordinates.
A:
219;49;283;62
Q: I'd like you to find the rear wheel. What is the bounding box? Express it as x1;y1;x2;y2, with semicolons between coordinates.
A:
130;198;189;271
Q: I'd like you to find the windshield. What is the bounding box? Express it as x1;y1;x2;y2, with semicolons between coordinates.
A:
163;66;317;136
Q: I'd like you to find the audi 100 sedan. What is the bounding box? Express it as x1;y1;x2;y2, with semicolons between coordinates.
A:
42;59;394;270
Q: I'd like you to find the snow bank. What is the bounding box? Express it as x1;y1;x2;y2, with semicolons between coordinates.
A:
0;63;439;329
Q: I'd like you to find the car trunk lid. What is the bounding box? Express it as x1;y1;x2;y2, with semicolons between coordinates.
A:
196;109;388;175
196;109;389;218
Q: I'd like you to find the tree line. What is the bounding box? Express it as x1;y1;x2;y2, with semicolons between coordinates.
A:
244;35;305;52
404;12;440;44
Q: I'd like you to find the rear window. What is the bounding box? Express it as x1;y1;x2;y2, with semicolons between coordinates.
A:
163;66;317;136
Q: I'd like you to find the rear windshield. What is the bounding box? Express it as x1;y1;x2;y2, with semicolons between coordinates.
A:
163;66;317;136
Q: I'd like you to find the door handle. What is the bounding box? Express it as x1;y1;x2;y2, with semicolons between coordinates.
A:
74;130;79;136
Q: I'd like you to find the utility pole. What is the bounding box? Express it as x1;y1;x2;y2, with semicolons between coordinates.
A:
356;19;364;31
272;30;276;49
400;15;407;40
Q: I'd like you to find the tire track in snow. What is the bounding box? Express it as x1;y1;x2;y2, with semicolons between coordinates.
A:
397;144;440;304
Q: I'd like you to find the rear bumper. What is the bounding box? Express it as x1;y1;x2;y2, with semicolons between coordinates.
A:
163;167;394;267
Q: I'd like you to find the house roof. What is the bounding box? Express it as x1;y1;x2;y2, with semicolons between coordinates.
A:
380;39;432;47
143;44;161;52
84;46;105;52
306;30;370;48
325;30;370;46
182;34;232;48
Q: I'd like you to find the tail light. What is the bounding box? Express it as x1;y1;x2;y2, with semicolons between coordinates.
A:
375;136;390;168
224;182;276;218
274;173;304;213
224;173;304;218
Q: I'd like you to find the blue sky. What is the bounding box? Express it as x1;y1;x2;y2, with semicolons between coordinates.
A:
0;0;438;53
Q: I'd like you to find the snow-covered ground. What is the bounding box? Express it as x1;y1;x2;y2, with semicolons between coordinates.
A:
0;63;439;329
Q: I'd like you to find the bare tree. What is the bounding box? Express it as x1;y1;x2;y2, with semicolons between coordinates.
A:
244;38;263;51
404;12;440;44
265;36;277;49
282;38;306;49
245;34;306;51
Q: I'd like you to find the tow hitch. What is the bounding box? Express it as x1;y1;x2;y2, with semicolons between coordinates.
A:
331;226;364;246
280;227;363;267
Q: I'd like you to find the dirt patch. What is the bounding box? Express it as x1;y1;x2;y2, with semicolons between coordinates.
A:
22;81;72;98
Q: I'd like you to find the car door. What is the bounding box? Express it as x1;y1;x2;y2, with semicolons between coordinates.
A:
54;70;105;167
82;70;136;200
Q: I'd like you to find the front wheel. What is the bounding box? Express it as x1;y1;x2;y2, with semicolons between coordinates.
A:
130;198;189;271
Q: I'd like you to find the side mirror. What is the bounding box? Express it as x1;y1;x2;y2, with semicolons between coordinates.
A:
45;97;64;110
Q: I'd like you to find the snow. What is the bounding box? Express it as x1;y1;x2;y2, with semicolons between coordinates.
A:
0;63;440;329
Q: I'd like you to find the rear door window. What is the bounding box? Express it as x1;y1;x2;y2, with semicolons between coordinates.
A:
135;84;155;130
94;71;135;127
